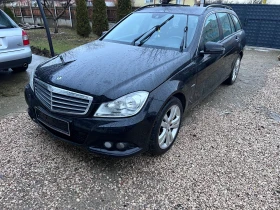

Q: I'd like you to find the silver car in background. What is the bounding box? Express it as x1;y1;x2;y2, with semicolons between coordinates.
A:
0;9;32;72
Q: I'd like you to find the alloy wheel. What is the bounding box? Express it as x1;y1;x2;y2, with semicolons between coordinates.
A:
232;57;241;82
158;105;181;149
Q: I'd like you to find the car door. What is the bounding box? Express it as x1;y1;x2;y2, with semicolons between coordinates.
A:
194;13;224;101
216;12;239;82
230;14;246;53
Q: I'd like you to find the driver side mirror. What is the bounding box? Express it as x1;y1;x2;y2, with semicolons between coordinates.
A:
200;42;225;54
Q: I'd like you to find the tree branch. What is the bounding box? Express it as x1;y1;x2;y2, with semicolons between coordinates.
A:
41;0;55;20
55;0;72;20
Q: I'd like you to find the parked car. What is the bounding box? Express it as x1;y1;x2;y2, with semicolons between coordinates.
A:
0;9;32;72
25;4;245;157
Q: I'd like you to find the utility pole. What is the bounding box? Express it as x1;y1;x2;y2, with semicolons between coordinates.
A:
36;0;55;57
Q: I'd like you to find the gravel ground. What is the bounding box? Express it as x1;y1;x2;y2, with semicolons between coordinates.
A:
0;51;280;209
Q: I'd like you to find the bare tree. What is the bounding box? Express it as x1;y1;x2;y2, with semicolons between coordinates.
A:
41;0;72;33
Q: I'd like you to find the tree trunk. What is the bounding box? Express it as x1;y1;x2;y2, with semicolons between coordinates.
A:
54;20;58;33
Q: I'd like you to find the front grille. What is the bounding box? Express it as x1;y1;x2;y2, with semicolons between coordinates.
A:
34;79;93;115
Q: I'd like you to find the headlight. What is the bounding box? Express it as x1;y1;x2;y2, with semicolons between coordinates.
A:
94;91;149;118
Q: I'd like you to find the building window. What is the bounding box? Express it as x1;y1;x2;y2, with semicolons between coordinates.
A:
145;0;153;3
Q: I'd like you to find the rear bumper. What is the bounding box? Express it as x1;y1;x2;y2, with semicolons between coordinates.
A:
0;56;32;70
0;47;32;70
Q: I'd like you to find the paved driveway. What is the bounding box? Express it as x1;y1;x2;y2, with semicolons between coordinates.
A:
0;48;279;209
0;55;48;117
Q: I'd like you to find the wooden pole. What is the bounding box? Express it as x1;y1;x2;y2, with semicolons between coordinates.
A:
30;4;35;25
69;6;73;28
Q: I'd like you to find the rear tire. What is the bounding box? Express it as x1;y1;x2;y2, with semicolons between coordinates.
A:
224;56;241;85
12;65;28;72
149;97;183;155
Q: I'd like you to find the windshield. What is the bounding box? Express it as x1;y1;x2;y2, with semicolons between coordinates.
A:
103;13;199;50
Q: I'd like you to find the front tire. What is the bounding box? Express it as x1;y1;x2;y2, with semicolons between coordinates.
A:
149;97;183;155
224;56;241;85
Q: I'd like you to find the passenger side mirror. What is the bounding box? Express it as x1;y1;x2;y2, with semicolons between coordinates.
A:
200;42;225;54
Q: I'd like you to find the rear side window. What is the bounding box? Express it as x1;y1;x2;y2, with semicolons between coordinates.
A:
0;10;13;29
228;14;236;32
202;14;220;45
217;13;233;38
231;14;242;31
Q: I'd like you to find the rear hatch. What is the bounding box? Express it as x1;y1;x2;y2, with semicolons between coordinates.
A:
0;10;23;53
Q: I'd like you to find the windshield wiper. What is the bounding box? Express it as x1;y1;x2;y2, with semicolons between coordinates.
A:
180;26;188;52
136;15;174;47
131;27;155;46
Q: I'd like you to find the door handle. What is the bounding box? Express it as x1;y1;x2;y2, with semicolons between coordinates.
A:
235;36;240;42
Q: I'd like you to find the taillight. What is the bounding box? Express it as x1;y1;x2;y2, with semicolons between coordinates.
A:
22;30;30;46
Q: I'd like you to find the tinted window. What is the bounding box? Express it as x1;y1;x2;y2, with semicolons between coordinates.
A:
217;13;233;38
231;14;241;31
228;14;236;32
0;10;13;29
202;14;220;45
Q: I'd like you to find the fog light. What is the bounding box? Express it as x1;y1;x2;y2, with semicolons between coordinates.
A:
104;141;113;149
116;142;126;150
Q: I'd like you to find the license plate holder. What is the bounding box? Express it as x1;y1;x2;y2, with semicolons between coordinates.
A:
35;108;70;136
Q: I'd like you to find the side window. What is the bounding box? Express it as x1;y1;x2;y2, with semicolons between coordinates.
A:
217;13;233;38
228;14;236;32
231;14;242;31
202;14;220;45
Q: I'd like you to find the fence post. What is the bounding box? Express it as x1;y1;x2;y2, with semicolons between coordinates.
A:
20;6;24;23
69;6;73;28
12;7;16;18
54;6;57;17
30;5;35;25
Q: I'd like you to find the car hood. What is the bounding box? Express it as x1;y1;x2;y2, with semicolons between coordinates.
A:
35;40;190;102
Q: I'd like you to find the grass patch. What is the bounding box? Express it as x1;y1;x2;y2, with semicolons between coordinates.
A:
27;28;99;57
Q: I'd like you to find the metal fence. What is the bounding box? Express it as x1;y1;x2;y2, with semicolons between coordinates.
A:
207;4;280;49
4;6;127;24
3;4;280;49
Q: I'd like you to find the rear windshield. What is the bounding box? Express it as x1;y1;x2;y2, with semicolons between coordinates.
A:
0;10;14;29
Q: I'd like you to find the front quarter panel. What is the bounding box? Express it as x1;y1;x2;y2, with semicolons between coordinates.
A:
150;59;197;111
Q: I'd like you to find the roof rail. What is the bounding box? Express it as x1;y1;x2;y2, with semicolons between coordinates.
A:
134;4;190;12
205;4;233;10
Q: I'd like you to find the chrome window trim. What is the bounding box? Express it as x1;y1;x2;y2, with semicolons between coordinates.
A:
196;11;218;56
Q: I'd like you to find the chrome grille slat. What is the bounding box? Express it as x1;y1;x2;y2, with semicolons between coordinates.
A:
35;87;51;102
52;99;88;108
36;85;51;97
52;104;86;112
52;94;89;105
36;92;51;109
34;79;93;115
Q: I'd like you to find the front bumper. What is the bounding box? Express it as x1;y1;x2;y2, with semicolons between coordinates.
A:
25;84;162;157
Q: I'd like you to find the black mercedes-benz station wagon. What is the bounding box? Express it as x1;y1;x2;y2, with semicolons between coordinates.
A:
25;4;246;157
